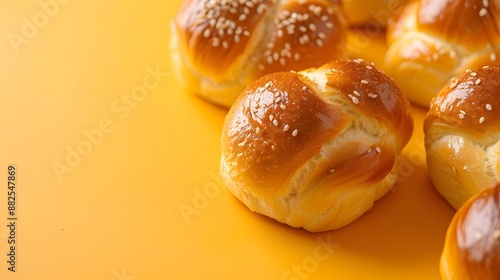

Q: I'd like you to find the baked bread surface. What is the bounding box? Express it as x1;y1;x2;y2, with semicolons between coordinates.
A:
385;0;500;107
221;59;413;232
440;184;500;280
171;0;348;107
425;66;500;210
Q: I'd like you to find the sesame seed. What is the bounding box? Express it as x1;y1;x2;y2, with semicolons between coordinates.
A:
475;231;483;240
471;72;477;77
466;69;472;73
273;119;279;126
280;104;286;109
479;117;485;124
479;8;488;17
349;95;360;104
309;23;317;32
275;97;282;103
272;145;276;151
484;0;490;7
302;86;307;91
459;113;465;119
449;78;459;89
203;29;211;38
283;124;290;132
292;129;298;137
476;78;482;85
361;80;369;84
368;93;378;98
266;56;273;64
367;148;372;153
269;114;274;121
491;52;497;61
483;65;490;69
366;65;373;69
375;147;382;153
256;127;260;134
272;52;279;61
353;90;361;96
460;110;466;115
222;41;229;49
257;3;267;14
486;104;492;111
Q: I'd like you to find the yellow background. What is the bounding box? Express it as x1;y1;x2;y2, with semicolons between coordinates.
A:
0;0;455;279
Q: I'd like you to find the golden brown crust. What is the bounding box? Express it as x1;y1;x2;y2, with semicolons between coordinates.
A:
221;59;414;231
385;0;500;107
254;0;347;76
441;184;500;280
426;66;500;134
418;0;500;50
320;59;413;147
222;71;350;195
172;0;348;107
174;0;274;78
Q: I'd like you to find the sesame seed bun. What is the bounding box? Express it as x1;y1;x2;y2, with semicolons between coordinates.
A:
385;0;500;108
171;0;348;108
424;65;500;209
220;59;413;232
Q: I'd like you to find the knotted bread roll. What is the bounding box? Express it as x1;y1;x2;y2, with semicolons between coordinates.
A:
171;0;348;108
424;66;500;210
440;183;500;280
220;59;413;232
385;0;500;107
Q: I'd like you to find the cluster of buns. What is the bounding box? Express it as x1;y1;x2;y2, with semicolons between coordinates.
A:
220;59;413;232
173;0;500;276
385;0;500;107
171;0;348;108
440;184;500;280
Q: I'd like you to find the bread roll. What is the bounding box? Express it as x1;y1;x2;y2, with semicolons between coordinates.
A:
385;0;500;107
342;0;409;27
424;66;500;210
171;0;348;108
220;59;413;232
440;183;500;280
